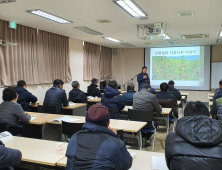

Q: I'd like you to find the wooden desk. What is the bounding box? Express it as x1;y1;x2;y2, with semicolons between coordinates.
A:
57;149;165;170
87;98;101;103
208;93;214;97
177;101;181;106
208;96;213;101
181;92;189;96
4;137;68;167
29;102;87;116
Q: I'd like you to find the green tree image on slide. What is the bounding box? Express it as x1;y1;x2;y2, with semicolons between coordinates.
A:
152;55;200;81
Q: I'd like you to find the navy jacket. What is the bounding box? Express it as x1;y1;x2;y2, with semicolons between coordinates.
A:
87;84;102;97
0;141;22;169
43;86;68;114
101;86;125;118
168;85;181;100
150;86;156;94
211;89;222;119
15;86;37;111
66;122;132;170
165;116;222;170
69;89;87;103
122;91;136;102
137;72;149;91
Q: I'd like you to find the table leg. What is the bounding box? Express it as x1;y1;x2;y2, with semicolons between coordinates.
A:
166;115;169;136
182;102;184;117
138;131;142;150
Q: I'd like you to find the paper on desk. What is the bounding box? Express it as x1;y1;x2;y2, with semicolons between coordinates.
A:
69;102;75;106
0;131;13;142
30;115;37;121
51;116;80;123
152;156;168;170
87;96;95;99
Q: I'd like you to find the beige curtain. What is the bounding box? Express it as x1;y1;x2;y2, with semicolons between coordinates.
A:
0;20;71;86
83;42;101;80
100;46;112;79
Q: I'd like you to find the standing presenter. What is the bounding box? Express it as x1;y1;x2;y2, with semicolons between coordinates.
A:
137;66;149;91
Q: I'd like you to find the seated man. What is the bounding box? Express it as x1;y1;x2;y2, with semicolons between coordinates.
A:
156;82;178;118
15;80;38;111
0;140;22;169
165;101;222;170
101;80;125;118
0;87;31;126
69;81;87;103
168;80;181;100
43;79;68;114
133;83;161;144
66;103;132;170
144;80;155;94
87;78;102;97
210;79;222;119
122;82;136;103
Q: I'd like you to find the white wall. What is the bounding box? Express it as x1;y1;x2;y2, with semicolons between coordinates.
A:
0;38;90;103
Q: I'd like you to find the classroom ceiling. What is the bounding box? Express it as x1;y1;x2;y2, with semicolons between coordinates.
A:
0;0;222;48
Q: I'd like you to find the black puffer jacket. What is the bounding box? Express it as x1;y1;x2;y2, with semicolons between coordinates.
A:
69;88;87;103
165;116;222;170
87;84;102;97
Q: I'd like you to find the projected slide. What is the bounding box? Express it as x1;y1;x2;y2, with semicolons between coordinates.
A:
150;46;201;87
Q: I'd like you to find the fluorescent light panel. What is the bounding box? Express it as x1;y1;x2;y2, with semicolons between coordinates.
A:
120;43;135;47
103;37;122;42
219;30;222;37
113;0;148;18
74;26;103;35
26;9;72;24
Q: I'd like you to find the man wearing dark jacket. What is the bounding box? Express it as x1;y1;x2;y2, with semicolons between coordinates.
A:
122;82;136;103
210;79;222;119
0;140;22;169
145;80;155;94
137;66;149;91
87;78;102;97
168;80;181;100
156;82;178;118
66;103;132;170
165;101;222;170
43;79;68;114
15;80;37;111
101;80;125;119
69;81;87;103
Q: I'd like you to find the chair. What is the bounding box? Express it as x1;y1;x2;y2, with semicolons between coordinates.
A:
62;121;84;140
128;109;156;151
108;108;116;119
38;105;57;114
124;101;133;106
158;99;178;131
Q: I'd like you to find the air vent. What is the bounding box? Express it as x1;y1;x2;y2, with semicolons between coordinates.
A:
191;40;200;43
177;11;194;17
216;38;222;43
179;34;209;39
165;41;177;45
74;26;103;35
96;19;112;23
120;43;135;47
0;0;16;3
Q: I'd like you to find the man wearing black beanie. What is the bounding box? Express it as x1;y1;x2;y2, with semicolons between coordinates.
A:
66;103;132;170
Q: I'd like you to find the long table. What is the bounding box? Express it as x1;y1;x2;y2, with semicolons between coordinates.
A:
57;149;165;170
29;102;87;116
4;136;68;168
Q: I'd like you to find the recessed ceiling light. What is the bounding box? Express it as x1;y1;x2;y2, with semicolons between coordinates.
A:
26;9;72;24
120;43;135;47
177;11;194;17
0;0;16;3
165;40;177;45
103;37;122;42
219;30;222;37
191;40;200;43
74;26;103;35
113;0;148;18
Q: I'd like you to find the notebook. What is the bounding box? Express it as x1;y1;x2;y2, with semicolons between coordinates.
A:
30;115;37;121
69;101;75;106
87;96;95;100
51;116;80;123
152;156;168;170
0;131;13;142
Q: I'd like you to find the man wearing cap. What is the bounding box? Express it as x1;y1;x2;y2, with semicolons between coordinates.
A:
137;66;149;91
122;82;136;103
43;79;68;114
168;80;181;100
66;103;132;170
69;81;87;103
